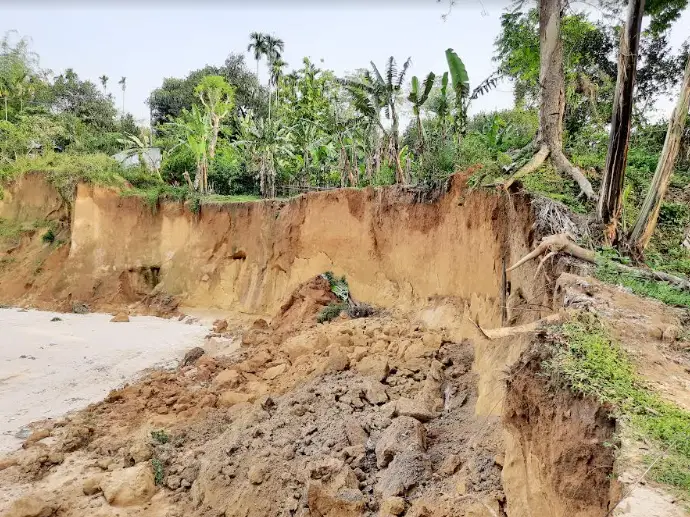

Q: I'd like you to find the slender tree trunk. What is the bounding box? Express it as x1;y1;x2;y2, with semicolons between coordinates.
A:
505;0;596;200
391;105;405;184
209;116;220;160
629;56;690;251
417;112;425;154
683;224;690;250
3;98;7;121
597;0;645;242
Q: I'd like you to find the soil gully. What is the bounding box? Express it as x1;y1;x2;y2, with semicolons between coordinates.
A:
0;174;626;517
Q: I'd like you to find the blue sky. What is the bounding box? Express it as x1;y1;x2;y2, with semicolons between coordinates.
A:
2;1;689;124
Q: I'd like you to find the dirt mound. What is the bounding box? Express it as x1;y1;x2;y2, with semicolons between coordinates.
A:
0;275;507;517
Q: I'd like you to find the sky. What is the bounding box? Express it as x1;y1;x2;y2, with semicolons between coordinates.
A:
2;0;689;125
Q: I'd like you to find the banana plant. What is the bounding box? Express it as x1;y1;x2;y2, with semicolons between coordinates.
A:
407;72;435;152
445;48;470;136
445;48;498;138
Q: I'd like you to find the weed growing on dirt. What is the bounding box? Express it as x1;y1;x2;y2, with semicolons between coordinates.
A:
595;259;690;309
322;271;349;301
317;301;347;323
150;429;169;444
41;228;55;244
151;458;164;486
545;314;690;496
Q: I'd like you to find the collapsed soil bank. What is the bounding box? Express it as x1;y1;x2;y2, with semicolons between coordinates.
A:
0;173;541;326
0;173;625;516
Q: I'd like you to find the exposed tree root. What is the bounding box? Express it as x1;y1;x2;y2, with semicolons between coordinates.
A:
483;314;564;340
550;148;597;201
508;233;690;291
503;145;597;201
504;145;550;190
507;233;595;273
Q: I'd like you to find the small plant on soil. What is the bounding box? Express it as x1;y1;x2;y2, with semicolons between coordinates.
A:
317;301;347;323
41;229;55;244
151;458;164;486
545;313;690;497
150;429;169;444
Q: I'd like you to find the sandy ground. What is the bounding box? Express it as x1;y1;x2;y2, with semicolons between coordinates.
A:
0;307;209;453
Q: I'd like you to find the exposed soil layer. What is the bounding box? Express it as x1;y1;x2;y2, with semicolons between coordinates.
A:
2;174;688;517
0;173;541;326
503;349;618;517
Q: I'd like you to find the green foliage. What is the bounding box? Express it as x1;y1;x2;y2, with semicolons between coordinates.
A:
317;302;347;324
595;256;690;308
545;314;690;495
150;429;169;444
322;271;349;301
0;152;129;201
41;228;55;244
151;458;164;486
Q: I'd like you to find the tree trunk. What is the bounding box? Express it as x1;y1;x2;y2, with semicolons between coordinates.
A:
209;116;220;160
416;112;425;154
3;97;7;121
629;56;690;251
597;0;645;242
506;0;596;200
391;105;405;184
683;224;690;250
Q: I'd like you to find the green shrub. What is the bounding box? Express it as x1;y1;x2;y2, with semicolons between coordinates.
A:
317;302;347;323
546;314;690;495
151;458;164;486
150;429;169;444
41;229;55;244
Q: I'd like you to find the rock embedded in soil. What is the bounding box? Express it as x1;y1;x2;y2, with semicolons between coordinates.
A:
110;312;130;323
218;391;253;407
212;319;228;333
181;346;205;367
375;416;426;469
394;397;438;422
355;356;389;381
212;368;242;389
101;463;156;507
363;380;388;405
3;494;56;517
380;496;406;516
82;475;103;496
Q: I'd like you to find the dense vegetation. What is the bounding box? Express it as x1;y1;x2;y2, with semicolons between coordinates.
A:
0;4;688;261
546;314;690;498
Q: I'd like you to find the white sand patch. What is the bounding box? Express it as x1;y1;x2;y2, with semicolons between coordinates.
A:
0;307;209;453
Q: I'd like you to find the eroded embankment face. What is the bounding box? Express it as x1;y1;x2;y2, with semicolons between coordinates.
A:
0;173;539;325
0;173;624;517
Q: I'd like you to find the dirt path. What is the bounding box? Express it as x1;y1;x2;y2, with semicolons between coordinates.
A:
0;308;209;453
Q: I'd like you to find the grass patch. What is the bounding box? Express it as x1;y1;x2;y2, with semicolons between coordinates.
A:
150;429;169;444
0;152;132;202
317;302;347;323
595;258;690;309
151;458;164;486
545;314;690;496
203;194;261;204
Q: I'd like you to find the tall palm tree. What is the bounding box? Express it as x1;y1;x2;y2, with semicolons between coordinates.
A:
247;32;268;79
99;75;109;94
264;35;285;67
407;72;436;153
343;56;412;184
118;76;126;116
